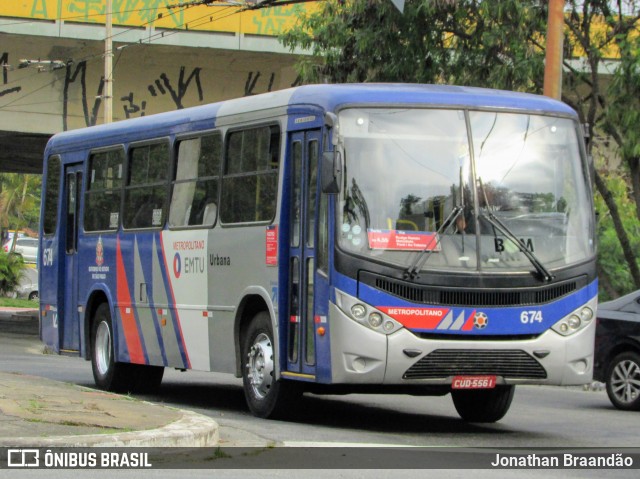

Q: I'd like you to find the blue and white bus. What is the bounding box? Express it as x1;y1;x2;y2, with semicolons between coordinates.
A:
39;84;597;422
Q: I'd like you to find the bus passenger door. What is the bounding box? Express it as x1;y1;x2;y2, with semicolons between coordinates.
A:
287;130;322;378
61;164;83;353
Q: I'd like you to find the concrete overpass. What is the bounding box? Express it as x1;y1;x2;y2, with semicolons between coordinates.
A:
0;1;313;174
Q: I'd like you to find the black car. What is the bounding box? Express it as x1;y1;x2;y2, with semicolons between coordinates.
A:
594;291;640;411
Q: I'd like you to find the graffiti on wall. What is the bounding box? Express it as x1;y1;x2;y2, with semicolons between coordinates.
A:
18;59;299;127
63;60;104;130
0;36;300;130
244;71;275;97
0;53;22;98
147;67;204;110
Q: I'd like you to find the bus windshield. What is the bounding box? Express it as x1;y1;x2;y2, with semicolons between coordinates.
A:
337;107;595;274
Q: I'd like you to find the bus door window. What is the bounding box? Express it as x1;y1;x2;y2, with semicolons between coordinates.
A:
288;140;302;362
288;131;320;370
288;257;300;363
65;171;82;254
305;139;319;366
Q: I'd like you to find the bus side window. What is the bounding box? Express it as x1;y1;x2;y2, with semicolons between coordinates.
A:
169;132;222;228
84;149;124;232
221;125;280;224
123;142;170;230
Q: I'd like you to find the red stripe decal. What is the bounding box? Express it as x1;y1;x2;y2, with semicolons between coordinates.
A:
116;237;145;364
378;307;449;330
462;310;476;331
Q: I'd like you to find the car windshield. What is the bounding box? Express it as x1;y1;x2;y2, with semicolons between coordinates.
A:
337;107;595;274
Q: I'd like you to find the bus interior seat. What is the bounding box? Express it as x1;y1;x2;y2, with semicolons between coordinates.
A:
203;203;217;225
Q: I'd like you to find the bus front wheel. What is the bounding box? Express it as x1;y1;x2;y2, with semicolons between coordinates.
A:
241;311;298;418
451;385;515;423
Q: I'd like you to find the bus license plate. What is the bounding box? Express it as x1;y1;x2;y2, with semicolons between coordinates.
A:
452;376;496;389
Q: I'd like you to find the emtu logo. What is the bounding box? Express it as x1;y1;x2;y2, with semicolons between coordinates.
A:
173;253;181;278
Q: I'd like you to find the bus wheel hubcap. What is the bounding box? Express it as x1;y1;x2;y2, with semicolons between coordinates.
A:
95;321;111;376
246;333;274;399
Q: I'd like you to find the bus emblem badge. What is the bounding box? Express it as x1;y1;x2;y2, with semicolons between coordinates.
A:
473;312;489;329
96;236;104;266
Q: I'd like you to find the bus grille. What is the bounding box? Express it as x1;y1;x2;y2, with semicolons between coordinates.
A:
360;272;585;307
403;349;547;380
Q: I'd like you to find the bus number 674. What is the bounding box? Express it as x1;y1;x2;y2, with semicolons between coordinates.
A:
521;310;543;324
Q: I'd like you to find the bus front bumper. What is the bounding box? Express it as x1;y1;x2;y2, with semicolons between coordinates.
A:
328;301;596;387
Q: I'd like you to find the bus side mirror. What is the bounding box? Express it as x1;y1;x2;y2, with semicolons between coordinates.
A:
321;150;342;194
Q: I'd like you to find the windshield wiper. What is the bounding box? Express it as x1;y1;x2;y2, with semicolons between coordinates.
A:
480;210;554;282
476;177;553;282
404;205;463;280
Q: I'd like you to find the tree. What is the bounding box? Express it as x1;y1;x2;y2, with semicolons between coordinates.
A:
0;250;25;297
0;173;41;247
281;0;640;298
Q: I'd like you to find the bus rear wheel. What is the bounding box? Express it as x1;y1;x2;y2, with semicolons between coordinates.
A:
91;303;132;392
241;311;298;418
451;385;515;423
90;303;164;393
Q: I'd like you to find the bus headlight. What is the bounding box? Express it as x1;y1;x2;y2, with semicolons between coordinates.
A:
568;315;581;330
336;290;403;335
580;307;594;322
368;312;383;328
351;304;367;319
551;306;594;337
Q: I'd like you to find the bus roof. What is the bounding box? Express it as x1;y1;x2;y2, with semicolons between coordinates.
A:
45;83;577;154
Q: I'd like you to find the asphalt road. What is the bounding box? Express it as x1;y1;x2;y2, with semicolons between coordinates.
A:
1;333;639;478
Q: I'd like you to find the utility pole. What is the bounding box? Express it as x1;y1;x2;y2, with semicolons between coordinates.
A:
104;0;113;124
543;0;565;100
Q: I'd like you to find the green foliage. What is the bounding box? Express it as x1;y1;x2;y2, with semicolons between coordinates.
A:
282;0;640;299
594;170;640;300
0;173;42;233
0;250;25;296
281;0;547;90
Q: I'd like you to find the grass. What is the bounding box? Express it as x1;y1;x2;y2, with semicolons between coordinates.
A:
0;297;38;308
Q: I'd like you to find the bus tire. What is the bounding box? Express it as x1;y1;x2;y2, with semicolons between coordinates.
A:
451;385;515;423
241;311;298;419
90;303;135;392
605;351;640;411
130;364;165;393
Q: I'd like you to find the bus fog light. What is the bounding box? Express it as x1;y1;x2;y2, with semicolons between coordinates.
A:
580;307;594;322
368;312;383;328
351;304;367;319
384;321;395;332
568;315;581;330
353;357;366;371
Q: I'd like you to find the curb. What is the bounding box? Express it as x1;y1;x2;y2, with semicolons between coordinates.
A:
0;309;39;336
0;409;219;447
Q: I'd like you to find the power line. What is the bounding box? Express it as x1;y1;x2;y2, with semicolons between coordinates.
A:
0;0;316;113
0;4;243;112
